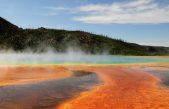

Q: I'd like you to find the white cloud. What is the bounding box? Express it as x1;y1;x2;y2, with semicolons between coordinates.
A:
43;6;69;16
73;0;169;24
139;40;169;47
44;6;68;11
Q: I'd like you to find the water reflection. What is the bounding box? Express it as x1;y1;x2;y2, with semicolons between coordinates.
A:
143;68;169;87
0;70;100;109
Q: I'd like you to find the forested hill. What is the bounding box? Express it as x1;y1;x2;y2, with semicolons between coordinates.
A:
0;17;169;56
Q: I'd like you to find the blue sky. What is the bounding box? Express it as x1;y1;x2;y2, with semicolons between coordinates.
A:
0;0;169;46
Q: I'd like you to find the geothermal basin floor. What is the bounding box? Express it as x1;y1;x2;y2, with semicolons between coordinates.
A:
0;64;169;109
58;65;169;109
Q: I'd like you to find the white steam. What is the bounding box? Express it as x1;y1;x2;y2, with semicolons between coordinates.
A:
0;48;110;66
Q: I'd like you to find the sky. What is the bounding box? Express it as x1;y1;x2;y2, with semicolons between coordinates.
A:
0;0;169;47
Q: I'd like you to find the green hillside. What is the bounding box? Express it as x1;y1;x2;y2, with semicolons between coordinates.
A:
0;17;169;56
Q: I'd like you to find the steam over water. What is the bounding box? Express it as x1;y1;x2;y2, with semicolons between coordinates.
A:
0;52;168;65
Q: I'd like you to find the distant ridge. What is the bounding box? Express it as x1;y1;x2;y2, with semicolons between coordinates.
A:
0;16;169;56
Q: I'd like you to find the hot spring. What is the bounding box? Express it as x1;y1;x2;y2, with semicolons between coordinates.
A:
0;53;168;65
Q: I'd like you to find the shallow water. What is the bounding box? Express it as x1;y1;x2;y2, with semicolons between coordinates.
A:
143;68;169;86
0;71;100;109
